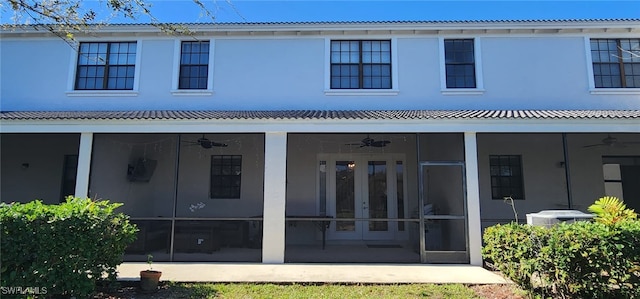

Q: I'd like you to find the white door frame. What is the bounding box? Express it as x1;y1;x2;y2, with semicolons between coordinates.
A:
318;153;406;241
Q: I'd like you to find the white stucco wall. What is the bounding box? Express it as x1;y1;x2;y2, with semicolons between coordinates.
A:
2;32;639;111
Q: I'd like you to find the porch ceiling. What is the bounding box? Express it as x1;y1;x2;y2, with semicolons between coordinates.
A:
2;109;639;121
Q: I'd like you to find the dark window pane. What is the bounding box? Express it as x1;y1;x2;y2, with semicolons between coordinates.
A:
125;78;134;89
626;76;640;88
363;65;371;76
211;155;242;199
489;155;524;200
381;78;391;88
107;78;116;89
363;77;371;88
341;77;351;88
331;77;340;88
340;65;352;75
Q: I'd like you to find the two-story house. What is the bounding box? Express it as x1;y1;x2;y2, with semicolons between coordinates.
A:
1;19;639;266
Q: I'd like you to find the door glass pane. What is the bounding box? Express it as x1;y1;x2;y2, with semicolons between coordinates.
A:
604;182;624;201
368;161;388;231
336;161;355;231
60;155;78;201
603;164;622;180
319;161;327;216
396;161;405;231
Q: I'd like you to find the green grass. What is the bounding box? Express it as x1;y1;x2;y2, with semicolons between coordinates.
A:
169;282;481;299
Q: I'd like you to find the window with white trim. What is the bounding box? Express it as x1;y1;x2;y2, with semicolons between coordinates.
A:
330;40;392;89
590;39;640;88
179;41;210;89
444;39;476;88
75;42;136;90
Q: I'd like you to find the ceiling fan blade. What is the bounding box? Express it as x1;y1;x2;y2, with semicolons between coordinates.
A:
582;143;606;148
611;142;628;148
199;139;228;148
371;140;391;147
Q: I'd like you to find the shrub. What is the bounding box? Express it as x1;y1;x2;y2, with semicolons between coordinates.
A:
0;197;138;298
482;222;546;289
483;220;640;298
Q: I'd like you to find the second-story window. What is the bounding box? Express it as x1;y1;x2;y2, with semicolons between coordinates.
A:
75;42;136;90
444;39;476;88
330;40;391;89
179;41;210;89
591;39;640;88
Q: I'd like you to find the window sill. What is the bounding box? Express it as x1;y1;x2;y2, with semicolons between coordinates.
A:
589;88;640;95
324;89;399;96
66;90;138;97
441;89;485;95
171;90;214;96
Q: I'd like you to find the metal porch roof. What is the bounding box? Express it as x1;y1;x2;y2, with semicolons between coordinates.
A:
1;110;639;121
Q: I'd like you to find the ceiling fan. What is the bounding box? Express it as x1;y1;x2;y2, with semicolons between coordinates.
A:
346;135;391;148
183;135;228;149
583;135;640;148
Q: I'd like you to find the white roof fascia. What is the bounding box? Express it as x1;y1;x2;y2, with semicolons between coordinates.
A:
2;20;639;38
1;118;639;134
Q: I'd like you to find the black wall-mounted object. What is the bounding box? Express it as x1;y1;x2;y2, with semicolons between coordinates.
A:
127;158;157;182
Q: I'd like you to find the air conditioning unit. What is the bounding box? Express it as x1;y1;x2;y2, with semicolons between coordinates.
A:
526;210;594;228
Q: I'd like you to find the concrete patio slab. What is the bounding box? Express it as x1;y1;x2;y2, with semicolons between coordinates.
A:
117;263;509;284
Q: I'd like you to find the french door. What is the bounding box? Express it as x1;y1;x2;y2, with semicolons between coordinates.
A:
319;154;406;241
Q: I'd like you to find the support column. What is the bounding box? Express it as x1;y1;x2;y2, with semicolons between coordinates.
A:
464;132;483;266
262;132;288;263
74;132;94;199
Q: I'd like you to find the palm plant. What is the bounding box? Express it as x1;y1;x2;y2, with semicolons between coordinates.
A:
588;196;637;225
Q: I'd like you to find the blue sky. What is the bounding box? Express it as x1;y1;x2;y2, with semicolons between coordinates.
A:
133;0;640;23
3;0;639;24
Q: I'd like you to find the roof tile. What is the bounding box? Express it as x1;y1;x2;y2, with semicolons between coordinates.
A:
1;110;639;121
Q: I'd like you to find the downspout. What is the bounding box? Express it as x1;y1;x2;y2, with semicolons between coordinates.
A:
562;133;573;209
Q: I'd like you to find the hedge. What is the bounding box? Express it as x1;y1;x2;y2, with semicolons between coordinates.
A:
483;220;640;299
0;197;138;298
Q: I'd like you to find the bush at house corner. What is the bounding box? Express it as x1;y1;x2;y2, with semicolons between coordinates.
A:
0;197;138;298
483;197;640;299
